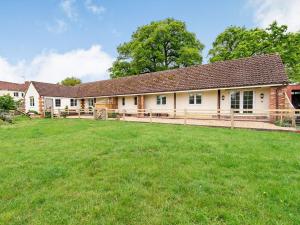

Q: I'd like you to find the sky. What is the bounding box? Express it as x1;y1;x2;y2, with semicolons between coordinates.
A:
0;0;300;83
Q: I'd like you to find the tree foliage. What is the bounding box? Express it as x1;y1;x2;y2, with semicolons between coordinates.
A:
61;77;82;86
109;18;204;78
0;95;16;110
209;22;300;82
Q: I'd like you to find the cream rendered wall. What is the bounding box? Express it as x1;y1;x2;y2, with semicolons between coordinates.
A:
144;93;174;110
25;83;40;113
220;87;270;112
118;96;138;113
44;97;79;110
0;90;24;101
176;90;218;111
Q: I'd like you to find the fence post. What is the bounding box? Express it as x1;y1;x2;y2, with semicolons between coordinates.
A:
78;108;81;119
93;108;97;120
230;109;234;129
184;109;187;125
291;109;296;127
105;108;108;120
150;109;152;123
58;109;61;118
122;110;125;121
51;107;54;119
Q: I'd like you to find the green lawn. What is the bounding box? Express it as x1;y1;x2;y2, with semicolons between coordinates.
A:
0;118;300;225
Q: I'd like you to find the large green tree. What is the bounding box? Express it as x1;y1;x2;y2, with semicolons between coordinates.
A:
208;22;300;82
60;77;82;86
109;18;204;78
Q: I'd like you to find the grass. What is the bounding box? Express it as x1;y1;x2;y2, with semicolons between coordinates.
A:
0;118;300;225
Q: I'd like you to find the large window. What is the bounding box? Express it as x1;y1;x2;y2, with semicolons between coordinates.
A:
189;93;202;104
70;99;77;107
88;99;94;107
55;99;61;107
30;97;35;106
230;91;240;113
243;91;253;113
230;90;254;113
157;95;166;105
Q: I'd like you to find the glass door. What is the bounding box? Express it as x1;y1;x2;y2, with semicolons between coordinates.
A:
231;90;254;113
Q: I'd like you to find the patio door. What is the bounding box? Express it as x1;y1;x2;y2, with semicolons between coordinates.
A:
230;90;253;113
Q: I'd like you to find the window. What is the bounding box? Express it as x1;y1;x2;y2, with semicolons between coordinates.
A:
134;96;138;105
14;92;19;97
30;97;35;106
88;99;94;107
55;99;61;107
243;91;253;113
189;93;202;104
230;91;240;113
122;97;125;106
22;93;24;97
70;99;77;107
156;95;166;105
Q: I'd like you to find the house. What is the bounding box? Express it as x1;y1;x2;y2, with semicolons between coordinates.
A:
24;54;290;117
0;81;29;101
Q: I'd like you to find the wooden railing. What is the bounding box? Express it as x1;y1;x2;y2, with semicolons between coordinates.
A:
44;107;300;129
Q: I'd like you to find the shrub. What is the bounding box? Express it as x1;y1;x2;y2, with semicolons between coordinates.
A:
108;112;119;118
0;95;16;110
0;111;13;123
44;111;52;118
275;118;292;127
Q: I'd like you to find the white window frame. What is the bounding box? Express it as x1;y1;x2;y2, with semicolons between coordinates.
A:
70;99;77;107
55;99;61;107
14;92;19;97
156;95;166;105
189;93;202;105
230;90;255;113
88;98;94;107
30;96;35;106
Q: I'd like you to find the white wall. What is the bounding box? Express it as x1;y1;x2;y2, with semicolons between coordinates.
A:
0;90;24;101
118;96;138;113
176;90;218;111
220;87;270;113
25;83;40;113
45;97;80;110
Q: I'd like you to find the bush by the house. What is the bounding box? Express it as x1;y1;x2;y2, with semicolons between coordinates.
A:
0;111;13;123
0;95;16;110
275;118;292;127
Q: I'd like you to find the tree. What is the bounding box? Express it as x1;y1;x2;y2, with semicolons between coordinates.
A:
208;22;300;82
0;95;16;110
109;18;204;78
61;77;82;86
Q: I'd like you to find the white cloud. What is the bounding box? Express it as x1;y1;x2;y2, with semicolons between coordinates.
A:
248;0;300;32
47;19;68;34
0;45;114;83
60;0;77;20
85;0;106;14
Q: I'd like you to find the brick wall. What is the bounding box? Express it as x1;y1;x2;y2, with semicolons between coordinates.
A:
39;96;44;118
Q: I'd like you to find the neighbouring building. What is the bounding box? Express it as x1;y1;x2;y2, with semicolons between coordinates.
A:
0;81;29;101
23;54;293;118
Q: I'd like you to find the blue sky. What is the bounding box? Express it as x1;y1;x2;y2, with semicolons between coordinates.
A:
0;0;299;83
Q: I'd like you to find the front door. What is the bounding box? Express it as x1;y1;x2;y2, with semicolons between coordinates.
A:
44;98;53;110
230;90;253;113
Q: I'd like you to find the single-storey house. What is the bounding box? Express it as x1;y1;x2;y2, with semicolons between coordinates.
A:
24;54;291;117
0;81;29;101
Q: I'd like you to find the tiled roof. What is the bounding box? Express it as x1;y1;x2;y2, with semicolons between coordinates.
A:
32;54;289;98
31;81;78;98
0;81;29;92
